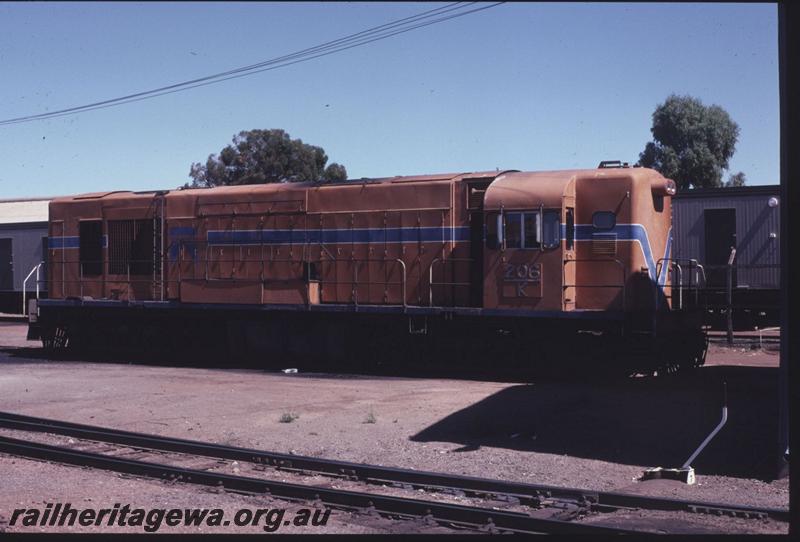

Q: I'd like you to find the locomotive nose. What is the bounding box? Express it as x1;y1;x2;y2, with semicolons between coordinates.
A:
652;178;677;196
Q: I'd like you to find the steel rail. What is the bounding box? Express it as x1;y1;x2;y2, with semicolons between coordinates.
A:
0;434;634;535
0;411;788;523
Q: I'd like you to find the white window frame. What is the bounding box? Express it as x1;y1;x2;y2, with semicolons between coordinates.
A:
499;210;560;250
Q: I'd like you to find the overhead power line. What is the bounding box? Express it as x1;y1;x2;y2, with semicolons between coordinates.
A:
0;2;504;126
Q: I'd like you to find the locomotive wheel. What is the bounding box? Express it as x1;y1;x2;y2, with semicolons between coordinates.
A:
40;325;55;351
41;324;68;352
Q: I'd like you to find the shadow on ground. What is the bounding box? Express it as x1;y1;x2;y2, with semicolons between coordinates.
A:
1;340;781;479
411;365;780;480
0;345;560;384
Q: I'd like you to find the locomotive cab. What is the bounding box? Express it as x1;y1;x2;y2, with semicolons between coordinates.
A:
483;171;577;312
481;168;675;318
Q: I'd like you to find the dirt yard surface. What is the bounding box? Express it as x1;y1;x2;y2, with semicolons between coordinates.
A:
0;322;788;534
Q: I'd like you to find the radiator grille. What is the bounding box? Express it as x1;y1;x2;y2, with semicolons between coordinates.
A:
108;220;134;275
591;233;617;256
108;219;158;275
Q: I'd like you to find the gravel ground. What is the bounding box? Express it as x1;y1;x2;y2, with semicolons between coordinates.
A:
0;322;788;534
578;506;788;534
0;454;456;534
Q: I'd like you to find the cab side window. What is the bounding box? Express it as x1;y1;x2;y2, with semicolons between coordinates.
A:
489;210;562;250
523;213;540;249
566;208;575;250
542;211;560;249
505;213;523;248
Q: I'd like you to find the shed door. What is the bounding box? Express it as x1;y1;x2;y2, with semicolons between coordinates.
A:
0;238;12;291
704;208;736;288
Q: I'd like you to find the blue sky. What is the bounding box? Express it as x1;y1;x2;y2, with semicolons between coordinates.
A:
0;2;779;198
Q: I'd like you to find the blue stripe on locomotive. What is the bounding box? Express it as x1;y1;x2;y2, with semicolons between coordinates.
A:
51;224;672;288
47;236;108;249
570;224;672;285
206;226;472;246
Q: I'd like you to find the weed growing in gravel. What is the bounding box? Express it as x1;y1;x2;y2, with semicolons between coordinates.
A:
363;410;377;424
279;411;299;423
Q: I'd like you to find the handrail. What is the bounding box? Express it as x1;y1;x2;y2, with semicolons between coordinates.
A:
562;258;627;311
345;258;407;307
688;263;780;294
51;259;165;300
22;261;44;316
656;258;707;310
657;258;706;287
178;247;409;307
428;257;473;307
700;263;777;269
299;258;409;307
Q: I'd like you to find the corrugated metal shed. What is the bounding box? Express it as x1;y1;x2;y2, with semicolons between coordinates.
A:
673;185;780;289
0;199;52;307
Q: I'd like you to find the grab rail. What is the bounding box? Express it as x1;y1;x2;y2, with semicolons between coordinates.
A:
49;259;163;300
428;257;473;307
345;258;407;307
22;261;44;316
177;245;409;307
562;258;627;311
656;258;706;310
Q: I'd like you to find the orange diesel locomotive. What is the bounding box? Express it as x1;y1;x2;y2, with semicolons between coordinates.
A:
30;162;706;374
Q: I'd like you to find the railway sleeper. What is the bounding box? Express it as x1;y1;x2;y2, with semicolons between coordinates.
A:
1;414;786;526
687;505;767;520
0;434;639;534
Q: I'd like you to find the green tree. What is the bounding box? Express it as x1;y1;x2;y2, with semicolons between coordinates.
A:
638;94;739;190
186;129;347;187
724;171;747;187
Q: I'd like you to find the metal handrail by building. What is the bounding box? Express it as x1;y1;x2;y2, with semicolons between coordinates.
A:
21;261;44;316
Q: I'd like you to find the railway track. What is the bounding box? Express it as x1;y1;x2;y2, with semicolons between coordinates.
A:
0;411;789;533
